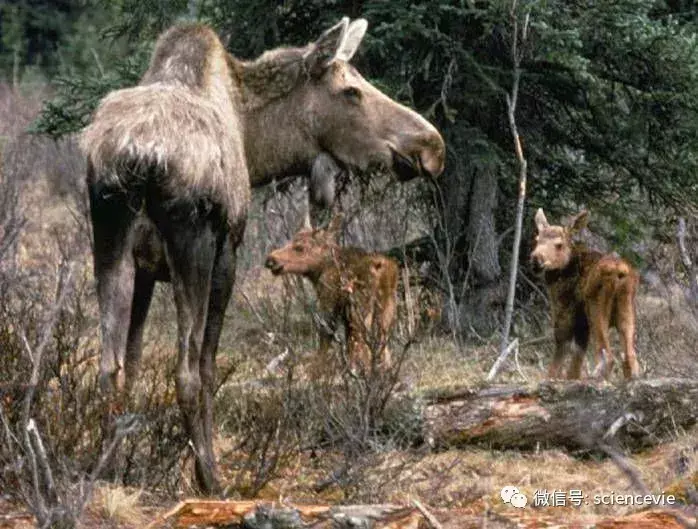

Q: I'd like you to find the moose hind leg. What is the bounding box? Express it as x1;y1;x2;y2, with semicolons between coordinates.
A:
158;212;220;494
123;270;156;396
89;188;138;394
616;291;640;379
200;233;238;463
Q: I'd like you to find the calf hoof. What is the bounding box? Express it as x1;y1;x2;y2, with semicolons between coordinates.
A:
623;362;641;380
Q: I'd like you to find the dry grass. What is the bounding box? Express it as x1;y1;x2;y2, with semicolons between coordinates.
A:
1;83;696;528
95;486;144;526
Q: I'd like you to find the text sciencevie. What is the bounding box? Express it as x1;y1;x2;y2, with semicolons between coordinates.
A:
500;486;677;509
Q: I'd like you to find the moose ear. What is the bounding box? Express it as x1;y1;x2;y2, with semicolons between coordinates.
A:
304;17;349;75
534;208;549;231
335;19;368;62
570;210;589;233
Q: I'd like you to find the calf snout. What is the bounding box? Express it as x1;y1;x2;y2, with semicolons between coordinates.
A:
265;255;283;275
530;252;545;273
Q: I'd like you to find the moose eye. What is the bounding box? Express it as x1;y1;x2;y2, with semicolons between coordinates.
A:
342;86;362;102
293;244;304;253
555;243;563;251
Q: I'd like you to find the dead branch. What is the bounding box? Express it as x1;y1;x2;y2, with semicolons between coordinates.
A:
497;2;531;378
486;338;519;381
677;217;698;306
411;498;444;529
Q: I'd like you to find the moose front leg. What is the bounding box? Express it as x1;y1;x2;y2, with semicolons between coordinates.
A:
550;325;573;379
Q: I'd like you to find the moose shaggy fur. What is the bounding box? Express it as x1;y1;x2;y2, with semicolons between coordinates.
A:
265;217;398;374
530;209;640;380
82;18;444;492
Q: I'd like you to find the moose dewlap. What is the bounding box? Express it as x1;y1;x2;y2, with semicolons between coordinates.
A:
530;208;640;380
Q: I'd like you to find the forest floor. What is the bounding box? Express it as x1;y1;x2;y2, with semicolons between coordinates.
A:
1;90;697;528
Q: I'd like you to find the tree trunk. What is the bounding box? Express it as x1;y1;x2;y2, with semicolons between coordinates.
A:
423;378;698;451
435;128;503;337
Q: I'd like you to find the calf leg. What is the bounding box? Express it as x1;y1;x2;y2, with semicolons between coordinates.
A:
377;296;396;370
589;296;615;379
567;342;586;380
590;321;614;379
550;325;572;379
616;292;640;379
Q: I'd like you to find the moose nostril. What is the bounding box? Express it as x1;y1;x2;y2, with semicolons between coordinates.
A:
419;133;446;177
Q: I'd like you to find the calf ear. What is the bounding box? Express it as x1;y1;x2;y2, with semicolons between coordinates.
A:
534;208;549;231
570;210;589;233
336;19;368;62
304;17;349;75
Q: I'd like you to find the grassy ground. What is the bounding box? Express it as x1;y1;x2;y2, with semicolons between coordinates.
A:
1;86;697;528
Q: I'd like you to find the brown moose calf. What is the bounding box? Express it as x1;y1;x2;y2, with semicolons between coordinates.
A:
265;218;398;375
530;209;640;380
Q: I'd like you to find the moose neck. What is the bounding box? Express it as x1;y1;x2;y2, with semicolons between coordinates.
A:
241;85;319;187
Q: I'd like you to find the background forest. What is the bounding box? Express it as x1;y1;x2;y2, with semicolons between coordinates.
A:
0;1;697;528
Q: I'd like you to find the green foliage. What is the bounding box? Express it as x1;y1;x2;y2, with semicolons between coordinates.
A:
28;0;698;239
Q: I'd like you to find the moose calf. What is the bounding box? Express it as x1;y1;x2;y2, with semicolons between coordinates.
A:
530;209;640;380
265;217;398;375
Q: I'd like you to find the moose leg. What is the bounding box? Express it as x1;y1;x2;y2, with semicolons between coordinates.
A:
123;269;156;396
89;189;137;394
550;326;571;379
200;233;237;467
158;212;219;494
616;295;640;379
567;342;586;380
378;297;397;370
568;317;590;380
589;298;615;379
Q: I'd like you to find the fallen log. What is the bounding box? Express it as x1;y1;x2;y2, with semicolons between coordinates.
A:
422;378;698;452
145;500;424;529
144;499;697;529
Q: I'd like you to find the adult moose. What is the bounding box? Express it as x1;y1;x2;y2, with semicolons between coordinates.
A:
81;18;445;493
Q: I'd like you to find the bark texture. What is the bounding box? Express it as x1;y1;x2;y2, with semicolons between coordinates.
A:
422;378;698;451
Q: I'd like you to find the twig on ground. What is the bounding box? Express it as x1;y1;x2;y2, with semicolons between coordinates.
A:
411;498;444;529
486;338;519;381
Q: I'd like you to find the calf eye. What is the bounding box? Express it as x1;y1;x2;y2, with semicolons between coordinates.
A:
293;244;304;253
342;86;362;102
555;243;563;251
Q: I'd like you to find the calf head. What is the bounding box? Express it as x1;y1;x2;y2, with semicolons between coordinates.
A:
265;216;342;277
530;208;588;273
